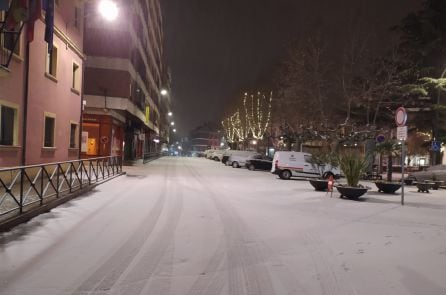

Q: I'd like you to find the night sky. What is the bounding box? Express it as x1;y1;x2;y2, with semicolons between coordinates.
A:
161;0;423;135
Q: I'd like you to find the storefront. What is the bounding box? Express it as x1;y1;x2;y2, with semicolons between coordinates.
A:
81;115;123;158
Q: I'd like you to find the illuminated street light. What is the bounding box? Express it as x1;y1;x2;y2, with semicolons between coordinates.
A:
98;0;119;21
161;89;168;96
173;129;177;132
171;122;175;126
252;140;257;145
168;111;173;116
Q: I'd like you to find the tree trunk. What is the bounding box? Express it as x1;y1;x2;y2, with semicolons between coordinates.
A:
387;155;393;182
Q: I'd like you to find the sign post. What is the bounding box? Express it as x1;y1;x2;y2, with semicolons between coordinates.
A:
395;107;407;206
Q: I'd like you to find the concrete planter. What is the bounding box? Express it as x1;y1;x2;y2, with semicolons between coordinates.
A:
336;185;368;199
375;181;402;194
309;179;329;191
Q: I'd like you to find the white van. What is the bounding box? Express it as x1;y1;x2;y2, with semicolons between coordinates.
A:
227;151;261;168
271;151;341;180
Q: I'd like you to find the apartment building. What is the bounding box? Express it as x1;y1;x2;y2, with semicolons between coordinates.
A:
0;1;84;167
82;0;170;163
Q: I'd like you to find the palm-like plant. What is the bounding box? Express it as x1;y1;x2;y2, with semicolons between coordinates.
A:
338;152;369;187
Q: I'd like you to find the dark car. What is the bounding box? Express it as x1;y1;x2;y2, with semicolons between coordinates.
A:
245;156;273;171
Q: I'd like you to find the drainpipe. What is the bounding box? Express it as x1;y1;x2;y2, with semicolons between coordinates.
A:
78;58;85;159
21;40;30;166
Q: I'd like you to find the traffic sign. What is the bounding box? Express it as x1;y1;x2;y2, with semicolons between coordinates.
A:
397;126;408;141
376;134;385;143
432;140;441;152
395;107;407;126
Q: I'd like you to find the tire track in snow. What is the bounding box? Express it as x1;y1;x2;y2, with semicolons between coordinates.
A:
302;232;356;295
184;162;276;295
112;181;183;295
71;162;172;294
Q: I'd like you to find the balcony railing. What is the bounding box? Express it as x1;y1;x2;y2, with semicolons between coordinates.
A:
0;156;123;221
1;10;25;69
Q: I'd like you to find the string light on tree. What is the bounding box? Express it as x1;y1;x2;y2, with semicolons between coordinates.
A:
243;91;273;139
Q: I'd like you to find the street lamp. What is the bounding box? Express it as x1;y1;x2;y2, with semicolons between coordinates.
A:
168;111;173;117
161;89;168;96
98;0;119;21
171;122;175;126
173;129;176;133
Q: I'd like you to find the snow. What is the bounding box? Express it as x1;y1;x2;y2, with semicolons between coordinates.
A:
0;157;445;295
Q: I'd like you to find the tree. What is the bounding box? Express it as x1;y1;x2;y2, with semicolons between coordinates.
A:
244;92;272;140
375;140;401;182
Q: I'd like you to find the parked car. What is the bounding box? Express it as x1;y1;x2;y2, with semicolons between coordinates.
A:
408;165;446;182
245;156;273;171
204;149;215;159
209;150;225;161
227;151;261;168
271;151;341;180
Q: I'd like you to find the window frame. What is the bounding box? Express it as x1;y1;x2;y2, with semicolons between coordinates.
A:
74;6;82;30
45;44;58;79
71;61;81;93
43;112;56;148
0;100;19;147
69;121;79;149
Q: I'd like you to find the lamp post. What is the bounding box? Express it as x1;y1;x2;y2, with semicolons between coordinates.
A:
78;0;119;159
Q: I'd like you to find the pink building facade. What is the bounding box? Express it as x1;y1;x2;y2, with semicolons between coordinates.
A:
0;1;83;167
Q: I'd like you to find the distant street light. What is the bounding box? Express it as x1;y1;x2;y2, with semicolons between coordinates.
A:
168;111;173;116
173;129;177;132
171;122;175;126
161;89;168;96
252;140;257;145
98;0;119;21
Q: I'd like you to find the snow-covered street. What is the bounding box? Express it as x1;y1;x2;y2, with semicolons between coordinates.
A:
1;156;446;295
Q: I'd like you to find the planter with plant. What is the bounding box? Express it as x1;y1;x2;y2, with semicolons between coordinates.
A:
373;140;402;194
307;152;338;191
335;152;370;199
430;173;444;190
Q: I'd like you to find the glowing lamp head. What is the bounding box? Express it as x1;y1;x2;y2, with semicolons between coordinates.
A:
161;89;168;96
98;0;118;21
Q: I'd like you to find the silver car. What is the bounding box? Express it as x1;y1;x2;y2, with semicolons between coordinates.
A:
409;165;446;182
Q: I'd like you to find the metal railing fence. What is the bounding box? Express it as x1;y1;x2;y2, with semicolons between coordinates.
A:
0;156;123;220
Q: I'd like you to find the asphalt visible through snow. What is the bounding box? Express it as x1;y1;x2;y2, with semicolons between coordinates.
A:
1;157;446;295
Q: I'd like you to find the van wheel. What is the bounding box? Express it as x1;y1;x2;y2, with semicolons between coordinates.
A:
232;161;239;168
280;170;291;180
323;172;334;179
248;164;255;171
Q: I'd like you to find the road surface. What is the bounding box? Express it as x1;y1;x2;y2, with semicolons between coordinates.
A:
1;157;446;295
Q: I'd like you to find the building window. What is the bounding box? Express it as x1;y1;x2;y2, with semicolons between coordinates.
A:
0;104;18;146
0;11;21;56
44;115;56;147
74;6;81;29
46;45;58;77
69;123;78;148
72;62;80;91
